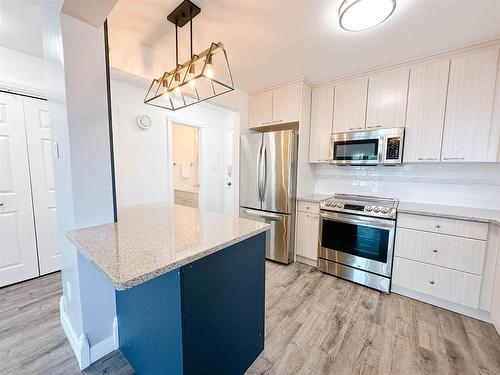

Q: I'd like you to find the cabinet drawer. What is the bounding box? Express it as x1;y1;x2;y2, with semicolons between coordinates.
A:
392;257;481;308
395;228;485;275
175;190;199;208
297;201;319;214
397;213;488;240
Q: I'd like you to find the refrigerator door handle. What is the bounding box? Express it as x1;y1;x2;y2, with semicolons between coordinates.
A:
240;207;284;221
262;143;267;201
257;141;263;202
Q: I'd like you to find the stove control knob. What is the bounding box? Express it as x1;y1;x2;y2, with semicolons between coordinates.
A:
337;203;344;208
366;206;373;212
381;207;389;214
373;207;381;213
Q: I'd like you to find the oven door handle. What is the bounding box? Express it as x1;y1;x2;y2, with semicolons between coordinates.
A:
320;211;395;229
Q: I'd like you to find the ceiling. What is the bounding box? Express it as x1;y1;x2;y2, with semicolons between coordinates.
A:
108;0;500;93
0;0;43;57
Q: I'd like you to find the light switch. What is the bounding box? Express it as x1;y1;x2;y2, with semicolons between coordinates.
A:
52;140;60;159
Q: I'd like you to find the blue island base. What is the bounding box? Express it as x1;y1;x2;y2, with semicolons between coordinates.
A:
116;233;266;375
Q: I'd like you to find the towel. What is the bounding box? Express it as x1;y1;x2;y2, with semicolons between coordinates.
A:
181;163;191;179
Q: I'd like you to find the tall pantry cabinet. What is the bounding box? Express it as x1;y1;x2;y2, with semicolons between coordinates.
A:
0;92;60;287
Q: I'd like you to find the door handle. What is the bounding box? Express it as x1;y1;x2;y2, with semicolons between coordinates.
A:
226;182;232;186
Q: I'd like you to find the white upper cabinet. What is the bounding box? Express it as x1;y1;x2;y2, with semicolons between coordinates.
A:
366;69;409;130
248;83;301;129
248;90;272;128
404;60;450;163
271;83;301;125
332;78;368;133
309;84;334;162
441;48;500;162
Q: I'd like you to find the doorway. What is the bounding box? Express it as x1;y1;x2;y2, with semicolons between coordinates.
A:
171;123;200;208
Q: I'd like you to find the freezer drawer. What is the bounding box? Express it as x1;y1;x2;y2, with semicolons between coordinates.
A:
240;207;294;264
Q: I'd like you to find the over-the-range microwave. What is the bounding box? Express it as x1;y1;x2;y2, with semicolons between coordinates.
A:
329;127;404;166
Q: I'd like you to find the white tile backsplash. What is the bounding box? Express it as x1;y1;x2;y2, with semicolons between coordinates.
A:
314;163;500;209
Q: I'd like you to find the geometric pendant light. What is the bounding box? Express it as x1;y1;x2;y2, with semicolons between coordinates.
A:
144;0;234;110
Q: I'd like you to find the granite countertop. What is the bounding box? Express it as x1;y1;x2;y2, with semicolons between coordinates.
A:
297;194;333;203
67;203;270;291
398;201;500;225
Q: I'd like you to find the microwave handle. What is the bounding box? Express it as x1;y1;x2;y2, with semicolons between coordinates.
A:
320;211;395;229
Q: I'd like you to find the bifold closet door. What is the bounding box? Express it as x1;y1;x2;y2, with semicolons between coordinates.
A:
0;93;39;287
24;97;60;275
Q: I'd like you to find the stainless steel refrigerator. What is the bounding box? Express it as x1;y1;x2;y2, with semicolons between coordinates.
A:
239;130;298;264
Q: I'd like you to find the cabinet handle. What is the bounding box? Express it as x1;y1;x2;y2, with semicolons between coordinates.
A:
367;125;382;129
443;157;465;161
317;159;330;162
348;127;363;131
435;224;441;229
0;203;3;207
429;280;435;285
432;248;438;253
417;157;438;161
261;121;270;125
273;119;283;124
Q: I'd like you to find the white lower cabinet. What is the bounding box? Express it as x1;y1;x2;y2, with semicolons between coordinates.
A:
393;257;482;308
393;213;488;313
296;202;320;263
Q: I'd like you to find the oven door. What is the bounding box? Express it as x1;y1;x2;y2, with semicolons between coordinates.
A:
330;138;382;165
318;211;395;277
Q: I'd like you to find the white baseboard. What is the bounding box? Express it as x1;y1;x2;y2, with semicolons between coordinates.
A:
392;285;491;323
59;296;119;370
296;255;317;267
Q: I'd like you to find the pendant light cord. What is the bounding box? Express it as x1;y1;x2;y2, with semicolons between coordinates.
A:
190;6;193;58
175;20;179;66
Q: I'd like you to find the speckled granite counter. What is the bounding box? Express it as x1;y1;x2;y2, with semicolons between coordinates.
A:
67;203;269;290
399;201;500;225
297;193;333;203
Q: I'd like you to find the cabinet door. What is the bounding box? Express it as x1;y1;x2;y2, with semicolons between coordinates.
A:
248;91;272;128
296;211;319;261
0;93;39;287
332;78;368;133
309;85;334;162
271;83;301;124
24;97;60;275
404;60;450;163
441;48;499;162
366;69;409;129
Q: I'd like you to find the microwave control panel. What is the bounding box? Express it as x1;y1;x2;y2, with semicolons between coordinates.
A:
386;137;401;160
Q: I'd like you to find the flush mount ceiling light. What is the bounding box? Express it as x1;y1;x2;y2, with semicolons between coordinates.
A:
339;0;396;32
144;0;234;111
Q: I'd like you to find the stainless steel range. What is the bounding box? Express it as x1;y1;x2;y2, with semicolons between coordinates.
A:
318;194;399;293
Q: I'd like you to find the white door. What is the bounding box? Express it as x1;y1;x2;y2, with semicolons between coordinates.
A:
441;48;499;162
309;84;334;163
24;97;60;275
223;127;234;215
366;69;409;129
0;92;39;286
404;59;450;163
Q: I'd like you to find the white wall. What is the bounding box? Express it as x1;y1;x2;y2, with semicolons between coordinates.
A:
40;3;117;369
0;46;45;96
314;163;500;209
110;78;234;214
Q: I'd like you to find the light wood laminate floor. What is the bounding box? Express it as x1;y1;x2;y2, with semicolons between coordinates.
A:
2;262;500;374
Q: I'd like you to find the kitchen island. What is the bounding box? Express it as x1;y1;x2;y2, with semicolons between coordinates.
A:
67;203;269;375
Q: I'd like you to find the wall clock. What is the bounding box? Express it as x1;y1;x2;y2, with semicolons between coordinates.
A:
136;115;152;130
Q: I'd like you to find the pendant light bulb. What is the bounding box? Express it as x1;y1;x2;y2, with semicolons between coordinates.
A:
174;86;181;96
189;79;196;88
205;54;214;79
